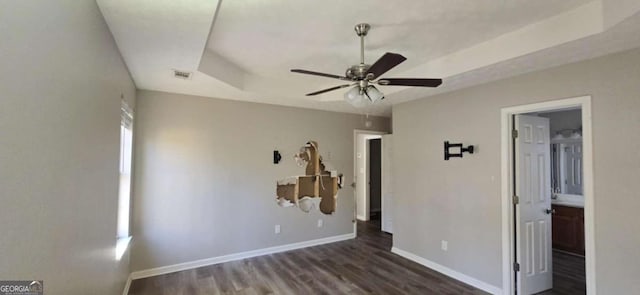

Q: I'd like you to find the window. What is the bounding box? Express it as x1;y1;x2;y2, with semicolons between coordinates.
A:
116;100;133;260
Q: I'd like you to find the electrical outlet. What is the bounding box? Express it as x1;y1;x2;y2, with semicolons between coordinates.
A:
275;224;281;234
441;240;448;251
317;219;323;228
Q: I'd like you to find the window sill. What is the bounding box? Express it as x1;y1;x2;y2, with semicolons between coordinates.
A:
115;236;132;261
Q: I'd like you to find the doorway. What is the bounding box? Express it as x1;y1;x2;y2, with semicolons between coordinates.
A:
500;96;595;295
368;138;382;229
353;130;387;235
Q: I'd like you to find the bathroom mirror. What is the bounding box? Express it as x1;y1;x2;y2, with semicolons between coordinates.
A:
551;140;583;195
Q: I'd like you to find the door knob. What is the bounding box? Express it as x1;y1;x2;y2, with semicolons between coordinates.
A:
545;208;556;215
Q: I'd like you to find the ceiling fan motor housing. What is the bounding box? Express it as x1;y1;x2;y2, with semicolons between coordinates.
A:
345;64;371;80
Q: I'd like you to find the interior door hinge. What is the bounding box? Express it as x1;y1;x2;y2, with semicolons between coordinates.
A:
512;129;519;139
513;195;520;205
514;262;520;272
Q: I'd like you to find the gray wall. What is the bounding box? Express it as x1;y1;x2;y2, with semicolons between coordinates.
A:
131;90;390;271
392;48;640;293
0;1;136;294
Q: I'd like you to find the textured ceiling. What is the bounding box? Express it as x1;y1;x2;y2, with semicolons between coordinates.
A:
98;0;640;117
207;0;590;78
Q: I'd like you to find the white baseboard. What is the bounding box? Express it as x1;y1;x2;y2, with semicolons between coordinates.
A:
129;233;356;280
391;247;502;295
122;274;132;295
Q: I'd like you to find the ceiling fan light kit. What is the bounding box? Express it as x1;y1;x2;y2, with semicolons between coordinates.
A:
345;84;384;107
345;86;370;108
291;23;442;107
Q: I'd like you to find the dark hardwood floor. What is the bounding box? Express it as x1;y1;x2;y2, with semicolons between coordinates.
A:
128;221;487;294
535;250;586;295
368;211;381;229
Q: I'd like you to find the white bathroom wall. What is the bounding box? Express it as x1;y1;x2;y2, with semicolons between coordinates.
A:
539;109;582;136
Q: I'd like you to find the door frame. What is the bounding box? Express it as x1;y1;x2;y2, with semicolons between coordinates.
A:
380;134;393;234
500;96;595;294
353;129;387;234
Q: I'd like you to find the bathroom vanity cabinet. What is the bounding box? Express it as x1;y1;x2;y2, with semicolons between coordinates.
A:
551;204;585;255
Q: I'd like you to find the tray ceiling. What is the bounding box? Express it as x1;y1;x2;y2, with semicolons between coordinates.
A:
98;0;640;116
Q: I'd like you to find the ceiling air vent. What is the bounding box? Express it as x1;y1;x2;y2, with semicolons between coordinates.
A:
173;70;192;80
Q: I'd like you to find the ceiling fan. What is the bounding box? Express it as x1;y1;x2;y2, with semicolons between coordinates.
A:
291;23;442;106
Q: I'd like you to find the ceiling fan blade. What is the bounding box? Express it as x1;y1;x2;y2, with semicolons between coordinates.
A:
306;84;351;96
377;78;442;87
291;69;349;81
366;52;407;79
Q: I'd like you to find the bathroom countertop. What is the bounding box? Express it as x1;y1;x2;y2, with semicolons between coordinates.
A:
552;193;584;208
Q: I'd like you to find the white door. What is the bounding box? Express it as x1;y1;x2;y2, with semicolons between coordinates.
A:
381;135;393;234
515;115;553;294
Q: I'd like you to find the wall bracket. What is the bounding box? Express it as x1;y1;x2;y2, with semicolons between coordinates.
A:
444;141;475;160
273;150;282;164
